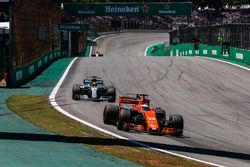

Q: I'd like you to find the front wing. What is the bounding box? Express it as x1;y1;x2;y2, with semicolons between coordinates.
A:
120;122;181;136
79;95;111;101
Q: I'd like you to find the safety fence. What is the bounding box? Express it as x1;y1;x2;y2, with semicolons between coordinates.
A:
2;0;72;87
170;24;250;50
168;43;250;66
0;1;9;81
12;0;66;68
0;39;9;80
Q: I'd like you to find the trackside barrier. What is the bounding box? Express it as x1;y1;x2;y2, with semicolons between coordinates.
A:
9;50;68;87
169;43;250;66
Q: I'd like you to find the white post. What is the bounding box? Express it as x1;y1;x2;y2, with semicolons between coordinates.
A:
68;31;71;57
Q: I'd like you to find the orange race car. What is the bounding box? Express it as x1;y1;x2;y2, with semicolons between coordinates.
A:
103;94;184;137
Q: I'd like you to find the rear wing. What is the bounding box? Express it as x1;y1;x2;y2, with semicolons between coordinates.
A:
91;52;104;57
119;96;139;105
119;94;150;106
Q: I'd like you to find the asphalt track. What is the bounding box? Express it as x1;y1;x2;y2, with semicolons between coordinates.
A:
56;33;250;167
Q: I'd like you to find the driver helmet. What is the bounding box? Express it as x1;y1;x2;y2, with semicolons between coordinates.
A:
142;104;150;111
92;82;97;87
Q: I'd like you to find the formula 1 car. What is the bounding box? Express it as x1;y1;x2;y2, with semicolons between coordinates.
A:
91;51;103;57
72;76;116;102
103;94;184;136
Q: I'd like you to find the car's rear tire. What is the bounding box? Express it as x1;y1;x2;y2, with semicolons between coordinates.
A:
72;84;80;100
107;87;116;102
117;108;131;130
169;114;184;137
103;104;119;124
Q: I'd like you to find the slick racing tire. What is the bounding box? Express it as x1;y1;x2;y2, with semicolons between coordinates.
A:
107;87;116;102
103;104;119;124
117;109;131;130
72;84;80;100
116;120;124;130
169;114;184;137
155;109;166;126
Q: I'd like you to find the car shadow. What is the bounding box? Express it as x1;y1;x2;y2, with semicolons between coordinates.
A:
0;132;249;161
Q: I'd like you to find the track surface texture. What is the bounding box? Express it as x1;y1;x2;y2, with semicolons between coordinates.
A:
56;33;250;167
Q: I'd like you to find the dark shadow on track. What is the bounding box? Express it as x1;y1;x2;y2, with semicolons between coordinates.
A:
0;132;249;161
0;112;12;117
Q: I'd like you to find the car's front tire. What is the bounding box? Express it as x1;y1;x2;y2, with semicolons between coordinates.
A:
72;84;80;100
169;114;184;137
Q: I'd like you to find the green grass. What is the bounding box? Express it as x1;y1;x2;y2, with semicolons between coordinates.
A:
7;95;211;167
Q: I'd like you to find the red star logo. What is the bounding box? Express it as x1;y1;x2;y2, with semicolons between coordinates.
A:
141;4;149;13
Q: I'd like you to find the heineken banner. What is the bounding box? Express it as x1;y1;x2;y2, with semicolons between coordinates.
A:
63;3;192;17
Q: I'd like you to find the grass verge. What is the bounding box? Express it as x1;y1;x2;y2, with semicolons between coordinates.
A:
7;95;210;167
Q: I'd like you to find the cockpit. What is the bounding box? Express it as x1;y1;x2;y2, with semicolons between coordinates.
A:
142;104;150;111
83;79;104;86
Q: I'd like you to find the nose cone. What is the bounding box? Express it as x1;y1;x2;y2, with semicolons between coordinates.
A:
144;110;160;132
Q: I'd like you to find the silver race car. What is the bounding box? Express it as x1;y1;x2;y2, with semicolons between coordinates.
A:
72;76;116;102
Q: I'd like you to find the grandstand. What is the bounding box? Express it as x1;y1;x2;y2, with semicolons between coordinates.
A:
72;3;250;32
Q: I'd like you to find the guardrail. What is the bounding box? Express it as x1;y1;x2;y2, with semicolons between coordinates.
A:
169;43;250;66
9;50;68;88
96;29;170;36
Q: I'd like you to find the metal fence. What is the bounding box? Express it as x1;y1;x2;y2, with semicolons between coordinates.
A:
0;32;9;80
12;0;65;68
169;24;250;50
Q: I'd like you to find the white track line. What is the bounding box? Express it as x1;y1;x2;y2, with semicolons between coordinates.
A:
144;43;250;71
89;34;115;57
197;56;250;71
144;43;164;57
143;44;249;166
49;40;225;167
